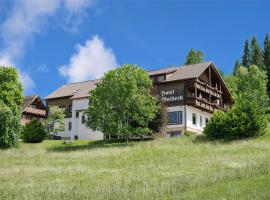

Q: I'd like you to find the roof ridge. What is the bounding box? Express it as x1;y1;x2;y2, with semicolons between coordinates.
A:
147;65;178;72
65;78;101;85
178;60;213;68
148;61;213;72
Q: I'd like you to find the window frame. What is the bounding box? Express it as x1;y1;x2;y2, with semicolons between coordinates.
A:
157;74;165;82
167;111;183;125
192;113;197;125
76;111;79;118
178;111;183;124
68;122;72;131
81;115;86;124
68;105;72;113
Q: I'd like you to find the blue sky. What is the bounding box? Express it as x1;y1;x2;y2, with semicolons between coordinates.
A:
0;0;269;98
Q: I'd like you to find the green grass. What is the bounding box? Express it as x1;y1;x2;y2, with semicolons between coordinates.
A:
0;134;270;200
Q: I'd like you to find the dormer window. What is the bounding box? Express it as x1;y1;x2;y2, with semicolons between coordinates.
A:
72;89;81;94
157;74;165;82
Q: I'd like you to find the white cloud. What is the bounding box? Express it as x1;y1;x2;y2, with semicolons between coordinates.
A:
63;0;94;13
0;54;13;67
0;0;94;92
59;35;118;83
20;72;35;94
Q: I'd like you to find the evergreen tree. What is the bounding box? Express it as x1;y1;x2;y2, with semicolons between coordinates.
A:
250;36;264;70
233;60;241;75
263;34;270;95
185;49;204;65
242;40;250;67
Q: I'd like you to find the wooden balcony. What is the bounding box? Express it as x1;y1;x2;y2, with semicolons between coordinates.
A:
195;80;222;98
186;97;228;113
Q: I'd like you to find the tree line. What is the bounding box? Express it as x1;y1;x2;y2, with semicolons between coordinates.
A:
233;35;270;95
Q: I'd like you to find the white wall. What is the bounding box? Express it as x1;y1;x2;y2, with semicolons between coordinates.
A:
72;98;103;140
186;106;212;133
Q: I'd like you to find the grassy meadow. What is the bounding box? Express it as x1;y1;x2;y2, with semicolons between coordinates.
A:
0;133;270;200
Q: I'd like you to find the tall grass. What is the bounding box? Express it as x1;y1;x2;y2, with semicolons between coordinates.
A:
0;134;270;199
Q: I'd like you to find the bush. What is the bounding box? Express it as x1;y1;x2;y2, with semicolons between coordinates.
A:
22;119;47;143
204;99;267;141
0;102;21;148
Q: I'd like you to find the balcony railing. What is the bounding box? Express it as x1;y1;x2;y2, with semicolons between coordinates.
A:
186;97;228;113
195;80;222;98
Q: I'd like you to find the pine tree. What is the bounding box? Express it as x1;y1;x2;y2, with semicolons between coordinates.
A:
250;36;264;70
242;40;250;67
233;60;241;75
263;34;270;95
185;49;204;65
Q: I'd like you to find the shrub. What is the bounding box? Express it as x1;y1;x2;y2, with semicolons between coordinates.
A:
204;99;267;141
0;102;21;148
22;119;47;143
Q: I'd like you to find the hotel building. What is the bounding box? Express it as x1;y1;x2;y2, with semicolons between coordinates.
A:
45;61;232;140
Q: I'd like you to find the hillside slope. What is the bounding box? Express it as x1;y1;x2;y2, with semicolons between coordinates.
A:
0;134;270;200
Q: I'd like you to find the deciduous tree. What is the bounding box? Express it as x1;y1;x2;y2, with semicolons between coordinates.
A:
45;106;65;136
86;64;159;142
0;66;23;148
233;60;241;75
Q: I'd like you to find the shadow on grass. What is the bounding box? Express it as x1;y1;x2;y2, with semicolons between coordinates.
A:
192;134;258;145
192;134;228;145
47;138;154;152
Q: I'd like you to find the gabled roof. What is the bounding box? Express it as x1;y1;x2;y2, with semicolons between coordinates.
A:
23;107;46;117
148;61;212;82
46;61;229;100
164;61;212;82
22;95;46;116
45;79;100;100
22;95;38;111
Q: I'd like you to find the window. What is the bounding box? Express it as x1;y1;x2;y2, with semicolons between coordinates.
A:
168;111;183;124
157;74;165;82
74;135;78;140
30;105;36;109
68;105;72;113
192;113;197;125
168;112;178;124
76;111;79;118
205;117;209;124
167;131;182;137
68;122;72;131
82;115;86;124
200;115;203;127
